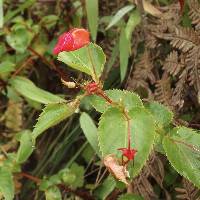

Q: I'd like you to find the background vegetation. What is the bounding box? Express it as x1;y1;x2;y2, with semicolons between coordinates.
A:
0;0;200;199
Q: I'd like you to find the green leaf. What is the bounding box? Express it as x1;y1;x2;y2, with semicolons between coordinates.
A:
119;28;129;82
163;127;200;188
106;5;134;30
80;112;101;156
85;0;98;41
0;167;14;200
45;186;61;200
0;61;15;75
6;27;33;53
118;194;144;200
89;89;143;113
9;76;65;104
0;0;3;28
40;15;58;29
32;103;75;140
59;163;84;189
58;43;106;81
94;176;116;200
4;0;36;23
98;107;155;178
146;101;173;127
16;130;34;163
125;9;141;40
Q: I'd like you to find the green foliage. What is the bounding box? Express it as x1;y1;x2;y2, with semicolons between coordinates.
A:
0;0;3;28
98;106;156;178
58;43;106;81
32;103;75;140
4;0;36;23
5;18;38;53
0;167;14;200
40;163;84;191
119;28;129;81
64;163;84;188
85;0;98;41
146;101;173;127
16;130;34;163
10;76;65;104
0;61;15;75
94;176;116;200
1;1;200;199
118;194;144;200
125;9;141;40
163;127;200;188
44;186;62;200
89;89;143;113
106;5;135;30
80;112;101;156
40;15;58;29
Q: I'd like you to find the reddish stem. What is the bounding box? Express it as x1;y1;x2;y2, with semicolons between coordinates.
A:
20;172;41;184
97;90;113;104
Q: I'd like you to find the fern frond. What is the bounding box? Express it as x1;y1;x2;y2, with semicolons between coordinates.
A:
163;51;185;76
172;69;188;109
175;178;200;200
154;76;172;107
132;152;165;200
189;0;200;30
170;28;200;52
186;48;200;94
127;51;155;96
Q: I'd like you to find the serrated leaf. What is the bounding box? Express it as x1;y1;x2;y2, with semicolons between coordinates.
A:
58;43;105;82
119;28;129;82
146;101;173;127
85;0;98;41
80;112;101;156
32;103;74;140
98;107;155;178
0;167;14;200
94;176;116;200
45;186;61;200
10;76;65;104
89;89;143;113
163;127;200;188
16;130;34;163
106;5;134;30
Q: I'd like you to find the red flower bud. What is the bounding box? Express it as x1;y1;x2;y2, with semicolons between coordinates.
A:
118;148;137;161
53;28;90;55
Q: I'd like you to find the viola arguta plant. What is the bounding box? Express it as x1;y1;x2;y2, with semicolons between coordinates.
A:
2;27;200;200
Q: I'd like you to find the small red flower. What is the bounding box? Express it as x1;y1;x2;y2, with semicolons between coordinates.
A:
85;82;99;94
53;28;90;55
118;148;137;161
